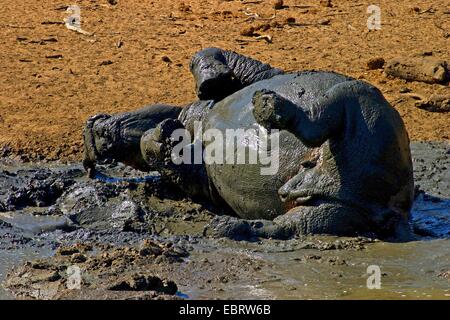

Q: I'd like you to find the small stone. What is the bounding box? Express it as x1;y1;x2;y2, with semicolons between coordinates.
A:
161;56;172;63
320;0;333;8
99;60;113;66
139;239;163;257
57;246;79;256
255;23;271;32
170;246;189;258
318;18;331;25
30;261;52;269
367;57;385;70
273;0;284;10
46;54;63;59
33;270;61;283
270;21;282;28
240;26;256;37
71;253;87;263
178;3;192;12
399;87;412;93
163;280;178;295
284;17;296;25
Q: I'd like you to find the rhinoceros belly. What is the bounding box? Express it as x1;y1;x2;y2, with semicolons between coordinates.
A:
203;72;351;219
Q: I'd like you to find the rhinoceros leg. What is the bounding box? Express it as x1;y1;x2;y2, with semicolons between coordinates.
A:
272;203;374;236
190;47;283;101
140;118;218;201
252;80;383;148
275;203;414;239
206;202;374;239
83;104;181;175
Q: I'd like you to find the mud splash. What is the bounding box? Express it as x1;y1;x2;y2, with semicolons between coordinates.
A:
0;142;449;300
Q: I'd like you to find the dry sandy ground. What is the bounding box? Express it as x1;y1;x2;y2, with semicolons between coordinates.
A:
0;0;449;161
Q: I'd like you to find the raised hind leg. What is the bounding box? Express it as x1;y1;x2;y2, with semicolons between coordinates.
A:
83;104;181;175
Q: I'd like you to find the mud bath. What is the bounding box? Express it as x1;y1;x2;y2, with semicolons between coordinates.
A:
0;141;449;300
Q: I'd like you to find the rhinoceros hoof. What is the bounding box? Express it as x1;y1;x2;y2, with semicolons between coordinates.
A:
141;119;184;165
204;215;293;240
252;89;292;129
83;113;113;169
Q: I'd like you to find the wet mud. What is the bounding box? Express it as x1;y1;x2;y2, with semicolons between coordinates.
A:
0;141;449;300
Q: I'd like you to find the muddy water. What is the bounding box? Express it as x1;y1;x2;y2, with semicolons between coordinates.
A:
253;239;449;299
0;142;449;299
0;212;56;299
1;235;448;300
0;236;54;299
175;237;449;300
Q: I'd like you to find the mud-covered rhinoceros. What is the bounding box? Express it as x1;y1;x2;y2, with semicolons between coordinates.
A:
83;48;414;240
